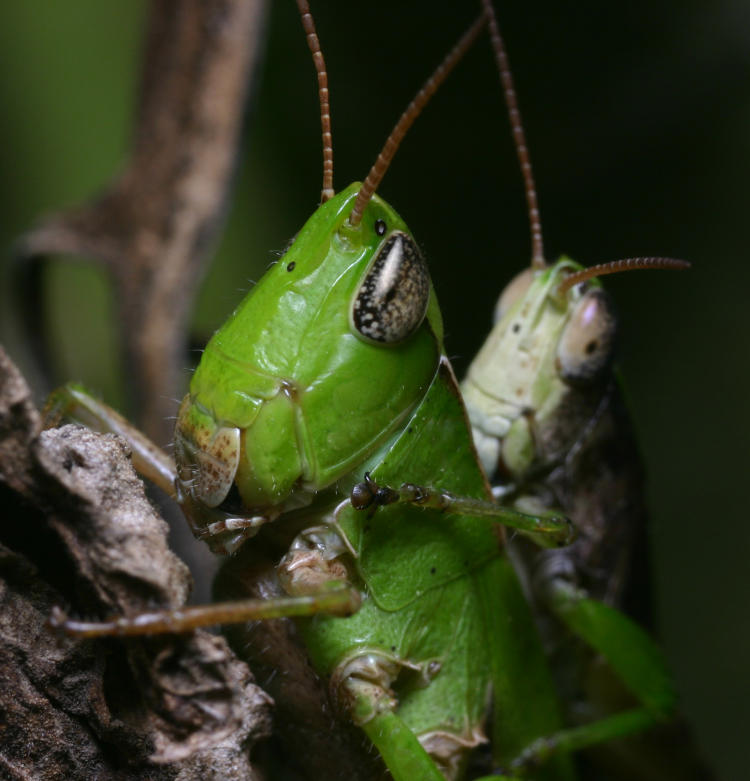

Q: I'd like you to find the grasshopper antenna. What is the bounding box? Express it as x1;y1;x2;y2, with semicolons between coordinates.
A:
481;2;690;289
558;257;690;294
296;0;334;202
482;0;545;269
348;13;487;228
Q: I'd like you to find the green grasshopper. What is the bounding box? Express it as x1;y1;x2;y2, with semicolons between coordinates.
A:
461;3;700;777
45;6;572;778
44;4;676;779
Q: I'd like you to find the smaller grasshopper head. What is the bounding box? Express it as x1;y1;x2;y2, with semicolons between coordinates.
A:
463;255;687;482
462;258;618;480
493;260;619;386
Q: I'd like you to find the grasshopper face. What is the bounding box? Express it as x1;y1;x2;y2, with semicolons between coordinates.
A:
462;257;617;482
174;183;442;547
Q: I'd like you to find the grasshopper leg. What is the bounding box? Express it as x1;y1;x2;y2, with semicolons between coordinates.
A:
352;473;576;546
470;708;658;780
49;580;361;637
44;383;276;553
540;574;676;719
44;382;178;498
359;710;447;781
471;572;677;777
329;650;452;781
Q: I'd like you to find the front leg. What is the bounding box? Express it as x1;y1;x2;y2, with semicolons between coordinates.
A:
44;382;178;498
329;650;451;781
352;473;576;547
44;382;276;554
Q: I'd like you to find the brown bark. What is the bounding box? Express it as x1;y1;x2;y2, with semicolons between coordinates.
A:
12;0;269;605
0;346;272;780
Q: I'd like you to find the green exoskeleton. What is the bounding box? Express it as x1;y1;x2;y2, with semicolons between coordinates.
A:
43;4;678;779
461;3;706;779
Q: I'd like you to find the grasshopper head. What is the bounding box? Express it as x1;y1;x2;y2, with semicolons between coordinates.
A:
462;257;617;480
174;184;442;545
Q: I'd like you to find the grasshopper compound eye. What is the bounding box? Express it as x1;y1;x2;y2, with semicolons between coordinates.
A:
556;288;617;385
351;232;430;344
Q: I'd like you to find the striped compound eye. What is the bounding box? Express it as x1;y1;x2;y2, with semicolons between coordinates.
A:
557;288;617;385
351;232;430;344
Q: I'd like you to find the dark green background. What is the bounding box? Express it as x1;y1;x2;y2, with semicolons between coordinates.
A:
1;2;746;778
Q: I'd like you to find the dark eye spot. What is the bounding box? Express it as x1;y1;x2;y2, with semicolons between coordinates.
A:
375;218;387;236
512;323;521;333
351;232;430;344
286;261;296;272
585;340;598;354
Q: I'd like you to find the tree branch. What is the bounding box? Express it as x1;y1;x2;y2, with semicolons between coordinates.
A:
13;0;268;445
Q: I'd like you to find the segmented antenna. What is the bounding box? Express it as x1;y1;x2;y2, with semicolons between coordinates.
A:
296;0;334;202
558;257;690;295
348;13;487;228
481;2;689;289
482;0;545;268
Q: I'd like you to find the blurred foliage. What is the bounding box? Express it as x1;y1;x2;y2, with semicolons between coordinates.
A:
1;2;748;778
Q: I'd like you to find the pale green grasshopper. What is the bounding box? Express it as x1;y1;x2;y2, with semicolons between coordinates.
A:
461;2;702;778
42;3;674;779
